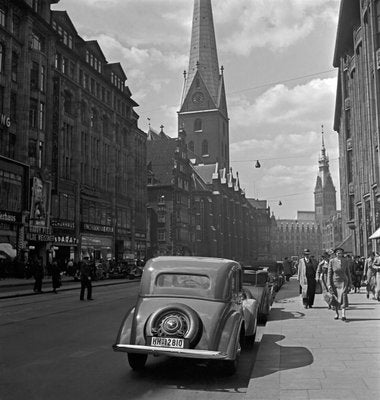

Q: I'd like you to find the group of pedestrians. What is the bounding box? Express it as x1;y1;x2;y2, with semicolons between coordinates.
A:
27;255;94;300
296;247;380;321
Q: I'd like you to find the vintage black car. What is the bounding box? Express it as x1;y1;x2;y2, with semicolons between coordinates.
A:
113;256;258;375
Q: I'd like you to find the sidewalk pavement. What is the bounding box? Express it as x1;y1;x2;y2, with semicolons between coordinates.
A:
0;275;137;299
245;277;380;400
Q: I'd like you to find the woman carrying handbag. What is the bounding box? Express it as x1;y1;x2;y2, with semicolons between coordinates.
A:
327;248;352;321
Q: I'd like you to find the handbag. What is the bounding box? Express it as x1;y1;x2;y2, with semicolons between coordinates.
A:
315;281;322;294
323;291;339;307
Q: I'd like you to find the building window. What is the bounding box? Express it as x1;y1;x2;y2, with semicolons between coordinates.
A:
39;102;45;130
32;0;40;13
12;14;20;37
63;91;72;115
0;43;5;74
30;62;39;89
202;140;208;156
40;65;45;92
102;115;109;136
80;101;87;124
10;92;16;122
194;118;202;131
28;139;37;166
38;141;44;168
11;52;18;82
31;32;43;51
90;108;98;128
29;99;38;129
188;141;194;152
0;6;5;27
0;85;4;113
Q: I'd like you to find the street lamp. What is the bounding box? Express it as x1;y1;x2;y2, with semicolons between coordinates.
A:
255;160;261;168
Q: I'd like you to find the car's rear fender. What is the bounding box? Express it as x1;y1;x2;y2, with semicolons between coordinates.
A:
114;306;136;346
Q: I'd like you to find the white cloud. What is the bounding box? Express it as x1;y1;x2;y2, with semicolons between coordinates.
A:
213;0;340;54
229;77;337;135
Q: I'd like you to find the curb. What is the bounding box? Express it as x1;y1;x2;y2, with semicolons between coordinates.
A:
0;279;140;300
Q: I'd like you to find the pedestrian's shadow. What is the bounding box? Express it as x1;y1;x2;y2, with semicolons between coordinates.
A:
252;334;313;379
268;307;305;322
346;318;380;322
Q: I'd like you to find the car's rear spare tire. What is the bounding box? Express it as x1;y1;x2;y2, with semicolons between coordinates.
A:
145;303;201;347
128;353;147;371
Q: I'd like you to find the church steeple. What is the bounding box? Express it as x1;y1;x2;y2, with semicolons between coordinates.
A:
182;0;220;105
178;0;229;169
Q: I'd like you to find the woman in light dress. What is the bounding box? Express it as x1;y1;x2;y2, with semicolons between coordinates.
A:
316;251;332;309
327;248;352;321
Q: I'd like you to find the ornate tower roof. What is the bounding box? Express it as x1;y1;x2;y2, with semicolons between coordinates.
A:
182;0;220;105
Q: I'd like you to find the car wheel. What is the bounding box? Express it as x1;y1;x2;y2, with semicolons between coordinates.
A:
145;303;201;347
128;353;147;371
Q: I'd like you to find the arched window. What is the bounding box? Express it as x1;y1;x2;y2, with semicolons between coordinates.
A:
188;141;194;152
194;118;202;131
202;140;208;156
63;90;72;114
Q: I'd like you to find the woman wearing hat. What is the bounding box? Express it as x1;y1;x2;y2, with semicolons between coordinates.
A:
316;251;332;308
327;248;352;321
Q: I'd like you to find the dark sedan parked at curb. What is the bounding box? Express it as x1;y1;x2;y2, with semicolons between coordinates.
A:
113;256;258;375
242;268;273;324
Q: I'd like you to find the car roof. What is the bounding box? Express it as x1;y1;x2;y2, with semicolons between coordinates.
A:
140;256;241;299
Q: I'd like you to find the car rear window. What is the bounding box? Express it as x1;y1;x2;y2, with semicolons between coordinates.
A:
243;271;268;285
155;273;210;290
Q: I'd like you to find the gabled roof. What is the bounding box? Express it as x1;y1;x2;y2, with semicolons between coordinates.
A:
85;40;107;63
105;62;127;80
51;10;78;36
193;163;217;185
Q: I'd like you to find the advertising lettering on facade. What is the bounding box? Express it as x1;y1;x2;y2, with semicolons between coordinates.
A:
0;113;11;128
51;219;75;230
82;223;114;233
54;236;78;245
0;211;18;223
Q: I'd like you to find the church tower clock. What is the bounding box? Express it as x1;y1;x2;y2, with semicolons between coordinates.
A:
178;0;229;169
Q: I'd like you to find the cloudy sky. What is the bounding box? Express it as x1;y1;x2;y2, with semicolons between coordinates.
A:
53;0;341;219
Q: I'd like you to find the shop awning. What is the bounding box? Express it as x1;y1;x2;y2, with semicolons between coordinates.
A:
369;227;380;239
336;234;354;254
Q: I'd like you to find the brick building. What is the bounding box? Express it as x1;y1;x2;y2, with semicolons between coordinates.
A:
0;0;145;271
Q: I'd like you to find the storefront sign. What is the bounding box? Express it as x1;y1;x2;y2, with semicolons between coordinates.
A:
51;219;75;229
54;235;78;245
116;227;130;235
82;223;113;233
81;235;112;247
0;211;18;223
29;225;52;235
26;233;55;242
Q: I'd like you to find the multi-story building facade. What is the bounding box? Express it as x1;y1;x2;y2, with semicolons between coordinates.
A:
0;0;145;271
272;211;322;260
333;0;380;256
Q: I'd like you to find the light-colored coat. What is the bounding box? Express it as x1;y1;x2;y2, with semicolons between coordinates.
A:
327;257;352;308
297;257;317;297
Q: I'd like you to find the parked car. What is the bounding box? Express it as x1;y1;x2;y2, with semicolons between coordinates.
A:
113;256;258;375
242;268;273;323
268;262;285;292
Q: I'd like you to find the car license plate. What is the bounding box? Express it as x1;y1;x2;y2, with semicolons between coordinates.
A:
149;337;185;348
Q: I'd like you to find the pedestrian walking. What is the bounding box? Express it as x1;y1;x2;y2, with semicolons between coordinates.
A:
352;256;364;293
316;251;331;308
51;259;61;294
363;252;376;299
283;257;293;281
33;256;44;293
79;255;93;301
373;253;380;302
327;248;352;321
297;249;317;309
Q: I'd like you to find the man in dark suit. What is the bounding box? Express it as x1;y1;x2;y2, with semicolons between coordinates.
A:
79;255;93;301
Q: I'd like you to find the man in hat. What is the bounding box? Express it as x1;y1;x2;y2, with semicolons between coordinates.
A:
79;254;94;301
297;249;318;308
